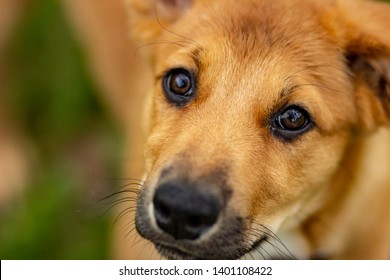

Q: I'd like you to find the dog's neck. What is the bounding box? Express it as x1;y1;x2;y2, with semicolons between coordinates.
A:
299;127;390;259
243;128;390;260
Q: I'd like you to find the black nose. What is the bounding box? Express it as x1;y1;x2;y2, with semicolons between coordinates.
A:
153;183;221;240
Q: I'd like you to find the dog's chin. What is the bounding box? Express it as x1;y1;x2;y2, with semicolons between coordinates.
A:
154;236;269;260
155;243;243;260
155;243;200;260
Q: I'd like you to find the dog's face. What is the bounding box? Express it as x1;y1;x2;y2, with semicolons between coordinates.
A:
127;0;390;259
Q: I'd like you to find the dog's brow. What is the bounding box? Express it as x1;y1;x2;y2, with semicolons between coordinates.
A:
190;47;204;70
280;84;298;99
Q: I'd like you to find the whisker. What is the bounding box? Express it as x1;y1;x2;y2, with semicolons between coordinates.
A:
248;244;267;260
135;40;197;55
154;1;202;49
118;221;137;247
242;229;270;259
119;219;135;237
256;246;271;260
108;196;138;204
283;64;349;97
285;64;346;82
96;199;135;220
147;242;157;260
244;222;296;260
256;224;297;259
294;83;348;95
102;177;145;183
248;239;273;260
103;197;138;209
111;207;137;230
264;239;290;259
95;181;142;216
247;251;256;260
245;230;281;259
99;186;140;202
129;234;146;250
105;196;138;205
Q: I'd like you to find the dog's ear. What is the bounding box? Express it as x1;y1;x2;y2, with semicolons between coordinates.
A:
348;54;390;130
334;0;390;130
124;0;193;42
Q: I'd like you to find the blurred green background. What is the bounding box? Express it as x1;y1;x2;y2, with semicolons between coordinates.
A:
0;0;122;259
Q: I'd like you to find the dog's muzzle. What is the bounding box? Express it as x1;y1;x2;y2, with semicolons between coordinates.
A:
135;169;254;259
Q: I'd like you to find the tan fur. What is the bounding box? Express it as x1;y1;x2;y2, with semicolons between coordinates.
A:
124;0;390;259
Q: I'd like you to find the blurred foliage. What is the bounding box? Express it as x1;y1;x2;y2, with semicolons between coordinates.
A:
0;0;121;259
6;0;103;153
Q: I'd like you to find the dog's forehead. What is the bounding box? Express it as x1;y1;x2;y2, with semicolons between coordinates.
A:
187;0;323;47
160;0;337;76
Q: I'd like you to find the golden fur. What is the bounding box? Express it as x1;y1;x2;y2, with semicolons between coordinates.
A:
124;0;390;259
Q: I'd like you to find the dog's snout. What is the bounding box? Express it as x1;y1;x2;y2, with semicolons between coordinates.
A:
153;183;221;240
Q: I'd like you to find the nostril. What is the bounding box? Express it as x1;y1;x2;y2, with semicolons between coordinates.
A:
187;215;203;228
187;214;217;230
154;201;170;219
153;195;172;227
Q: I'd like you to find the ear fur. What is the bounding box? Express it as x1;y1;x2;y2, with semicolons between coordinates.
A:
124;0;193;42
333;0;390;129
347;54;390;129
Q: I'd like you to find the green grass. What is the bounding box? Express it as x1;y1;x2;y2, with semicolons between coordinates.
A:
0;0;120;259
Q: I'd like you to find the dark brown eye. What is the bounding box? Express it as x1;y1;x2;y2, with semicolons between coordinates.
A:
169;72;191;95
277;107;308;130
163;68;195;105
271;106;313;141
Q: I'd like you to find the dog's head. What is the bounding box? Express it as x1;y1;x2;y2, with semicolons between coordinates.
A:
125;0;390;259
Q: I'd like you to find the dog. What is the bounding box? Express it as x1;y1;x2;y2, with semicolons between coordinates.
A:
122;0;390;259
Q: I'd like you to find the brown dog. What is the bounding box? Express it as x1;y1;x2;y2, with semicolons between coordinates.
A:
123;0;390;259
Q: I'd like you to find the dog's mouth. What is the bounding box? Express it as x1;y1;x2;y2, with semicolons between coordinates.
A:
135;171;296;259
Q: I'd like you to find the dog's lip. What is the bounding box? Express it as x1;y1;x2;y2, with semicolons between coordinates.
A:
246;235;297;260
249;235;268;251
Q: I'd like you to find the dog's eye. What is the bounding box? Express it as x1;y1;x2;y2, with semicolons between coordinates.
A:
162;68;195;105
271;106;313;141
277;107;308;130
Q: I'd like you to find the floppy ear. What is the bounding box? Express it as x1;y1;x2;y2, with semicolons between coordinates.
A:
124;0;193;42
336;0;390;129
